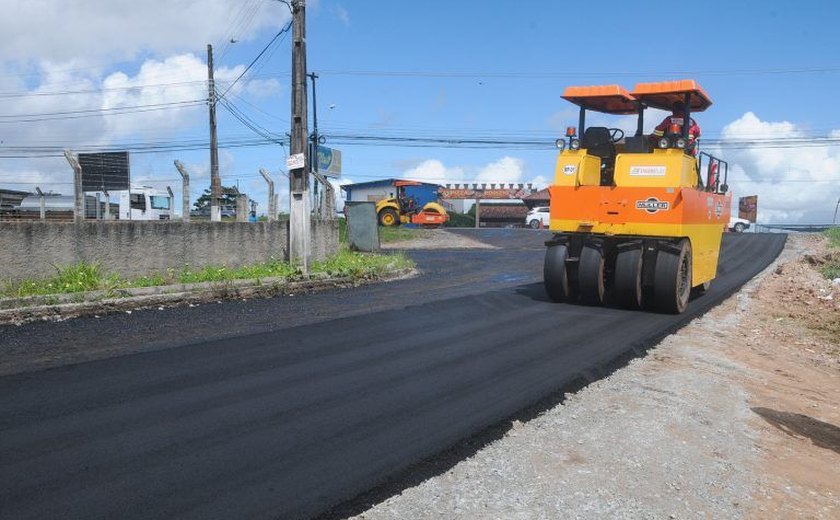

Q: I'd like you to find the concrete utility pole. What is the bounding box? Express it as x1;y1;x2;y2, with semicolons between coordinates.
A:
174;160;191;223
64;150;84;223
207;44;221;222
307;71;336;219
289;0;311;271
307;71;320;216
834;197;840;225
259;168;276;222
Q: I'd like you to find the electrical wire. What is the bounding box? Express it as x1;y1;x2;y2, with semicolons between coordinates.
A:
217;21;293;101
0;99;204;123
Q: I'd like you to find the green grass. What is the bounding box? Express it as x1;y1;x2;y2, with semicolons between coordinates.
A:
378;226;433;243
821;227;840;279
825;227;840;249
3;263;121;298
445;212;475;228
1;251;414;299
338;217;347;244
338;218;436;244
312;249;413;278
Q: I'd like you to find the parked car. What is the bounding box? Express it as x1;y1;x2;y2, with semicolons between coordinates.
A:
526;206;550;229
729;216;751;233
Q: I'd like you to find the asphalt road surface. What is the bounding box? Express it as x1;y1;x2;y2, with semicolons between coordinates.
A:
0;231;786;520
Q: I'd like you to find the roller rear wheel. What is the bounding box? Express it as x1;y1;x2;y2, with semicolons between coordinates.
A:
654;240;692;314
578;245;605;305
378;208;399;227
615;248;643;309
544;244;571;302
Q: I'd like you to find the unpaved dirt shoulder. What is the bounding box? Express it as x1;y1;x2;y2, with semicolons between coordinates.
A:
351;234;839;520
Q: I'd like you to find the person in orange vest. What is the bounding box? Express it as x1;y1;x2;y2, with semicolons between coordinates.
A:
652;101;701;155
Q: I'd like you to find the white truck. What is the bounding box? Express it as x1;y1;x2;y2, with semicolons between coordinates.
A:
118;186;173;221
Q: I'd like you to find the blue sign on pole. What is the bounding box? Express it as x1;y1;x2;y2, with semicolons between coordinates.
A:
316;146;342;177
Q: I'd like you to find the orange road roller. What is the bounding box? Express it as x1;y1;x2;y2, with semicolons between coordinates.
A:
544;80;731;313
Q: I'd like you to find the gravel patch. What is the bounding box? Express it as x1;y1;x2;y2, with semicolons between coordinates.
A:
382;229;497;250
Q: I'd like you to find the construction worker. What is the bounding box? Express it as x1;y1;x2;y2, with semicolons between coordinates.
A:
652;101;701;154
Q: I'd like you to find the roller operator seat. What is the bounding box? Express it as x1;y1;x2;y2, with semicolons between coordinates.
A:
581;126;617;186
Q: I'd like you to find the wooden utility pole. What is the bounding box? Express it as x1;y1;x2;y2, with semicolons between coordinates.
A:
64;150;84;223
259;168;276;222
207;44;221;222
174;160;191;223
289;0;311;271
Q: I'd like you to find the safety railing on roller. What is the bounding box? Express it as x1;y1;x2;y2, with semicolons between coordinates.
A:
697;152;729;194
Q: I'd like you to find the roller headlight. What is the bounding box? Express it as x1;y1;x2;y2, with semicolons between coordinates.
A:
555;138;566;151
569;138;581;150
657;137;670;149
675;137;687;149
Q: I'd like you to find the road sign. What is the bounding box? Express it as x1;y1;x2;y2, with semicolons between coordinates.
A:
286;153;305;170
316;146;342;178
78;152;130;192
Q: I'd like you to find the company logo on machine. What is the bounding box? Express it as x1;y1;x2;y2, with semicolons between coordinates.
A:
636;197;670;214
629;165;667;177
715;201;724;218
562;165;576;176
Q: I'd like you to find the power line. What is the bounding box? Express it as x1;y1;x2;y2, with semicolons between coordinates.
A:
0;80;207;99
0;99;204;123
217;21;293;101
314;65;840;79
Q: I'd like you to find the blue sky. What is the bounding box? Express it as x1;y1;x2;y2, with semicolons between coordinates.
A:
1;0;838;222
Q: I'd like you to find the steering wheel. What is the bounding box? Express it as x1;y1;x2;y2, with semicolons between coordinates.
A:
609;128;625;143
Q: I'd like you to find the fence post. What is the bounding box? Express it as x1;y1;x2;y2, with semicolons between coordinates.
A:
259;168;276;222
173;160;191;223
64;150;84;223
236;193;248;222
35;187;45;220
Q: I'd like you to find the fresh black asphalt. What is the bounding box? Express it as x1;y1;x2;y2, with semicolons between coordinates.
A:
0;231;786;519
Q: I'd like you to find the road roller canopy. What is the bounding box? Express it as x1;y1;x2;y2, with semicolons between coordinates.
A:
561;84;638;115
630;79;712;112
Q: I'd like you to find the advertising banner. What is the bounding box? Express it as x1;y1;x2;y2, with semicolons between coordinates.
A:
738;195;758;222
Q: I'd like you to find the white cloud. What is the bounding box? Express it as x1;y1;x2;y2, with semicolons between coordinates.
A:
0;0;289;63
101;54;246;138
334;4;350;26
716;112;840;223
404;159;464;184
475;156;524;183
